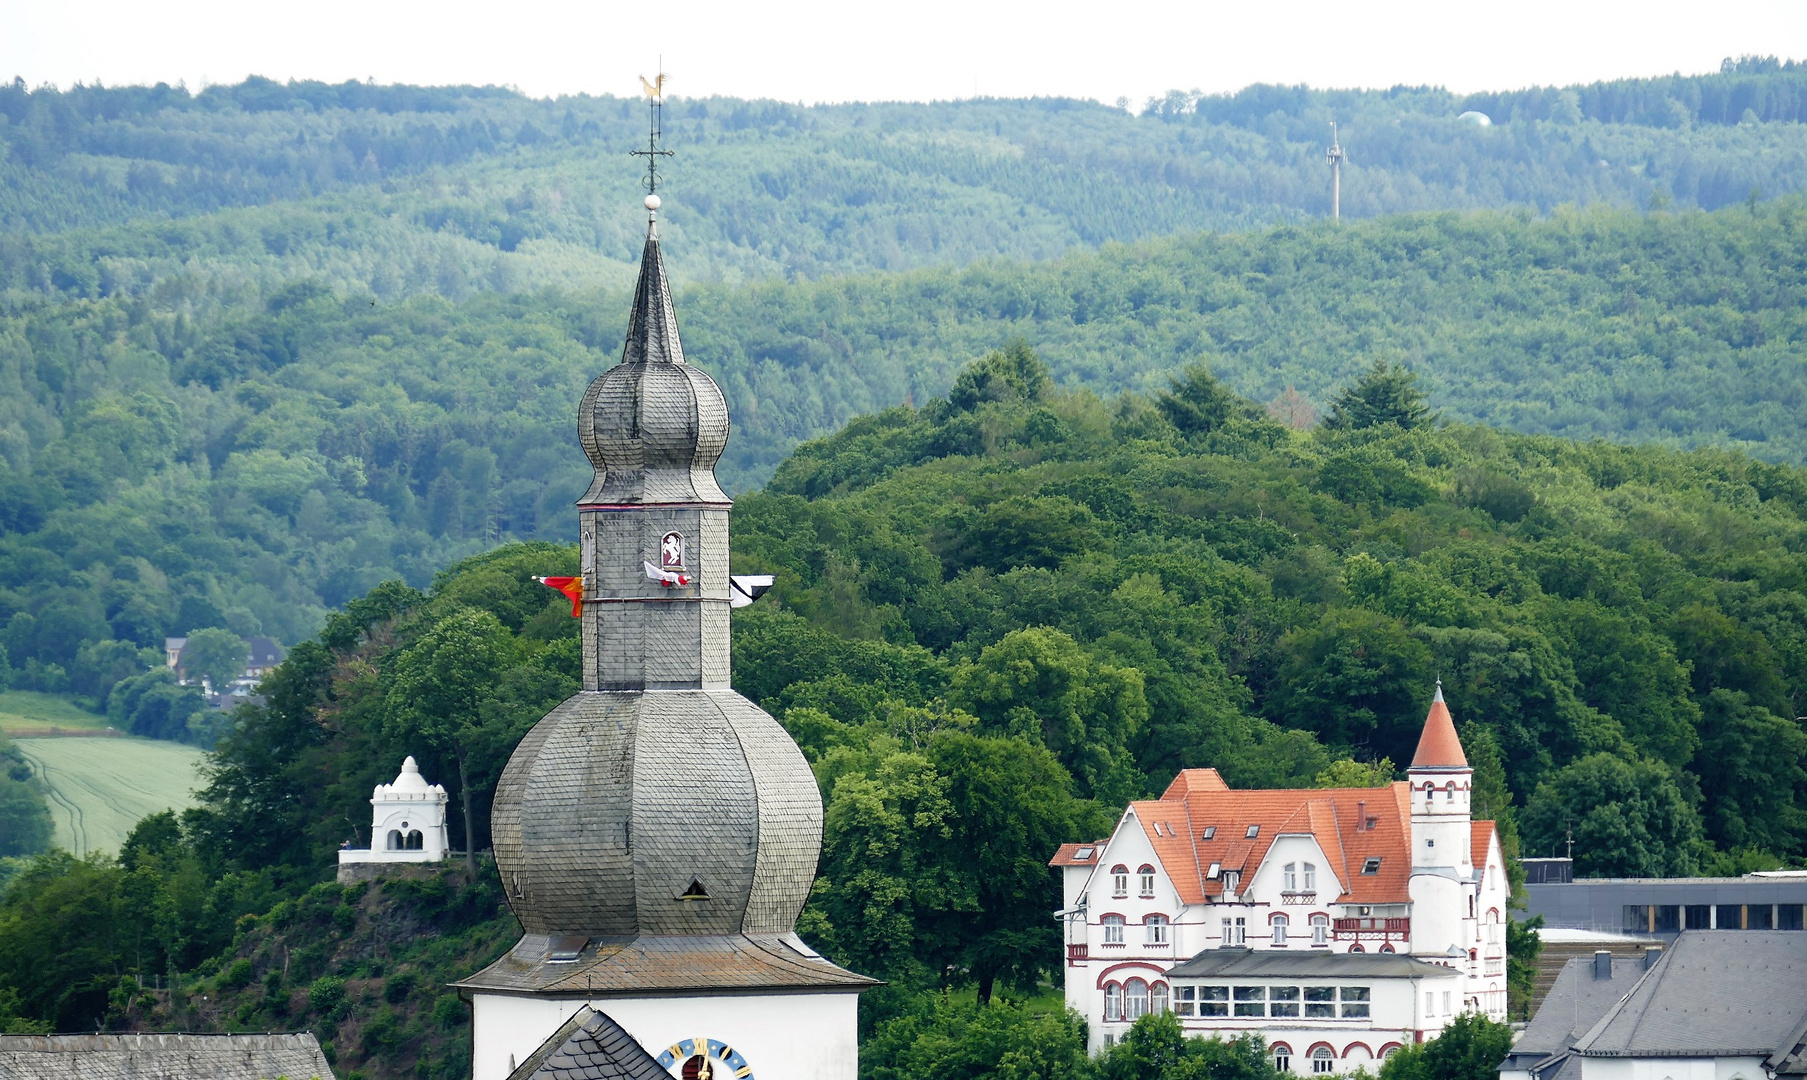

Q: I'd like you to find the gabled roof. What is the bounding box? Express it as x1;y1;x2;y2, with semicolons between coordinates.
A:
1116;774;1415;905
1410;684;1467;769
1471;820;1496;874
0;1033;334;1080
1573;931;1807;1059
1502;954;1651;1071
506;1005;669;1080
1049;840;1110;867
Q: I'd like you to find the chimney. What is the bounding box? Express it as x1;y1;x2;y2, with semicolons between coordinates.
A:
1592;951;1611;980
1357;800;1367;830
1642;946;1662;970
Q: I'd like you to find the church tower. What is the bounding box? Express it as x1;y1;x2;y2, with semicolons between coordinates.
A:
1406;682;1475;959
456;192;872;1080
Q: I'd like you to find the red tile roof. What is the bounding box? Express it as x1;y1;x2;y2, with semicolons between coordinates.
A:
1049;840;1111;867
1411;686;1468;769
1471;820;1496;870
1114;771;1415;905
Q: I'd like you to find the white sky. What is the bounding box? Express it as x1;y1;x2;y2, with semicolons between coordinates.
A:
4;0;1805;107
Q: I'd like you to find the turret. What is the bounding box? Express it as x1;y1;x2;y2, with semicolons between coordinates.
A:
1407;683;1473;957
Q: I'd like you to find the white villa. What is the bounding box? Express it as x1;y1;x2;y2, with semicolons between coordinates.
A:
1051;687;1508;1072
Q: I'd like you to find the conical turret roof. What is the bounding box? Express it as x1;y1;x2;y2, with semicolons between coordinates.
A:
620;222;685;366
1410;682;1468;769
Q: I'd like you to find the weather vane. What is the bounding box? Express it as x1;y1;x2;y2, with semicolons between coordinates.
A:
632;64;673;198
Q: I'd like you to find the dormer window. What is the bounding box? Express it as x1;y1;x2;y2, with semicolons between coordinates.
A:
1138;865;1157;897
1074;846;1094;860
1361;857;1382;875
1246;825;1259;839
1111;865;1129;898
1202;826;1216;840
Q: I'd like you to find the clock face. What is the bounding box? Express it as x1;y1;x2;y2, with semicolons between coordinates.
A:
657;1037;752;1080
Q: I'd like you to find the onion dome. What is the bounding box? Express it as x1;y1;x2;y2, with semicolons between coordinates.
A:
577;214;729;506
1411;682;1469;770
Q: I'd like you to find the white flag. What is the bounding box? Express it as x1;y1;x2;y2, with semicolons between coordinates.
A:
644;561;691;586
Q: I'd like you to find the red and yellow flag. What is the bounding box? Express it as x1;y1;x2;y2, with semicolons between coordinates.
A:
535;576;584;617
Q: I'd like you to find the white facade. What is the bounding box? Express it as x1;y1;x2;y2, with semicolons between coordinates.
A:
1055;696;1510;1071
1569;1058;1767;1080
471;990;860;1080
337;756;450;867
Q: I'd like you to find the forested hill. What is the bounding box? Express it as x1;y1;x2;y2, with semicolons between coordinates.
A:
3;59;1806;298
2;201;1806;680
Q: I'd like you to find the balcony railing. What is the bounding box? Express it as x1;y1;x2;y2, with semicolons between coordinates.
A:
1280;891;1318;906
1068;943;1089;962
1333;917;1410;936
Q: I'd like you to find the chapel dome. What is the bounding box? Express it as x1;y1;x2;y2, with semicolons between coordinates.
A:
575;226;729;505
489;689;821;937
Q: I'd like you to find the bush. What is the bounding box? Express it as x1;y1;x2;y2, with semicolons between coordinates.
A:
220;959;254;990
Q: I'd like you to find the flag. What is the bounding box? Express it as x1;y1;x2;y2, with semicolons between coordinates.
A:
644;561;691;587
534;576;584;617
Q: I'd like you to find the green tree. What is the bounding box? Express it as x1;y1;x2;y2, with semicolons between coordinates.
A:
1268;608;1435;764
384;607;515;873
1314;757;1395;788
950;627;1148;802
1321;360;1433;431
1379;1012;1514;1080
180;628;248;695
1521;753;1707;876
0;736;50;858
945;341;1050;414
1097;1012;1281;1080
862;998;1091;1080
1156;363;1242;437
1691;689;1807;855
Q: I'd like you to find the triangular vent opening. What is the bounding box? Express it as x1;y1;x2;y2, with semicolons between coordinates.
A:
677;878;710;902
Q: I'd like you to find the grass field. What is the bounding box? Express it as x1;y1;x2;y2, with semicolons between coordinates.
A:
0;690;110;734
13;737;206;855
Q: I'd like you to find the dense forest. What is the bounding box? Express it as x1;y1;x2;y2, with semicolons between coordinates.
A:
3;59;1806;301
0;348;1800;1076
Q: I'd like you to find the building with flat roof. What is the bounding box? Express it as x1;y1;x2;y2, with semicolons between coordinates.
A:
1525;873;1807;935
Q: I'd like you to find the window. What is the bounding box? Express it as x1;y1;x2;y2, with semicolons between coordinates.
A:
1442;991;1452;1013
1304;987;1336;1018
1379;943;1395;954
1207;862;1222;879
1233;986;1266;1017
1222;916;1246;945
1103;914;1125;945
1654;905;1681;932
1312;1047;1335;1074
1717;904;1742;930
1203;826;1216;839
1126;978;1150;1019
1311;914;1330;946
1269;985;1301;1017
1468;895;1475;919
1751;904;1775;930
1361;857;1382;875
1445;781;1457;800
1146;914;1170;945
1139;865;1157;897
1150;982;1170;1015
1073;846;1094;860
1273;914;1289;946
1199;986;1228;1017
1246;824;1260;838
1175;985;1195;1016
1105;982;1123;1022
1423;992;1434;1017
1488;910;1502;944
1304;863;1317;891
1284;863;1297;891
1783;904;1805;931
1272;1044;1293;1073
386;829;403;850
1340;986;1370;1019
1111;865;1129;898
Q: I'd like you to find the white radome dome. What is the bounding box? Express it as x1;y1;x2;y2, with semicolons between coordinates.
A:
1458;110;1493;127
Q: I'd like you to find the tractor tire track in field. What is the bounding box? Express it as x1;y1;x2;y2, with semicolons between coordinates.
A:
14;737;204;855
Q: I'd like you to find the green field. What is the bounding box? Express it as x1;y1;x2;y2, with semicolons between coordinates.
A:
0;691;111;735
12;737;206;855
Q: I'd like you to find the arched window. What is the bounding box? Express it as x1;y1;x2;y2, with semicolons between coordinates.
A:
1303;862;1317;892
1271;1043;1293;1073
1272;913;1289;945
1284;862;1297;891
1111;865;1129;898
1311;1046;1335;1074
1102;914;1125;944
1125;978;1149;1019
1349;943;1365;953
1104;982;1123;1021
1489;909;1502;944
386;829;403;850
1379;942;1395;954
1145;914;1170;945
1445;781;1457;801
1138;864;1157;897
406;830;424;850
1150;981;1169;1015
1422;781;1435;803
1310;913;1330;946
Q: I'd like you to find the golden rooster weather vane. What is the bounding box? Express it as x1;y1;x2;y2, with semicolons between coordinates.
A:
631;63;674;197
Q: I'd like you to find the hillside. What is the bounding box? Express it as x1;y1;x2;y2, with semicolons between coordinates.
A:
12;735;203;855
0;350;1799;1075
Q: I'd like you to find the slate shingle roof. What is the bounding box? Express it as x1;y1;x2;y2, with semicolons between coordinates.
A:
1500;954;1650;1077
505;1005;668;1080
0;1032;333;1080
456;932;876;996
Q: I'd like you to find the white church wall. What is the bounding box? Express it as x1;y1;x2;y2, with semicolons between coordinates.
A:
471;990;860;1080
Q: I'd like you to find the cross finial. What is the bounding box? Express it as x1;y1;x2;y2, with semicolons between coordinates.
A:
630;64;675;208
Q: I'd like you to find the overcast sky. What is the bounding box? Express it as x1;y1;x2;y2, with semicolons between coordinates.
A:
4;0;1805;107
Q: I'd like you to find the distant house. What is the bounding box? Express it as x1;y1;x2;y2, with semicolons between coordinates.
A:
163;635;286;699
1500;931;1807;1080
0;1032;334;1079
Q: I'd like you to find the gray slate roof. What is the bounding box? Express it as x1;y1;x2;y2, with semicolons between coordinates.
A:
1163;946;1460;980
1572;931;1807;1059
0;1032;333;1080
456;932;876;996
505;1005;667;1080
1499;954;1650;1078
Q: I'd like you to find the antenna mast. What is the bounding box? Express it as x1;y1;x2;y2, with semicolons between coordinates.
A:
632;62;674;202
1326;121;1345;220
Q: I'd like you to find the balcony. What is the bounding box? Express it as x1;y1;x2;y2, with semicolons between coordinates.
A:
1333;917;1410;939
1068;943;1089;963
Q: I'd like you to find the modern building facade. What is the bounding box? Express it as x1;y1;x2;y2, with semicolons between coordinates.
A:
1052;687;1509;1069
1526;872;1807;935
452;194;873;1080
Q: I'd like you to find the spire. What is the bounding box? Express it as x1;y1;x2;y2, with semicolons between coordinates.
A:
619;209;686;366
1411;681;1468;769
